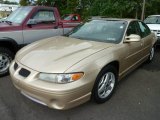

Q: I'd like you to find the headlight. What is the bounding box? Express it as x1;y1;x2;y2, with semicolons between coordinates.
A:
38;72;84;84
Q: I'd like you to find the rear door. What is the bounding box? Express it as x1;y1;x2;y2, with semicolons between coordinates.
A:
137;21;153;58
23;8;63;44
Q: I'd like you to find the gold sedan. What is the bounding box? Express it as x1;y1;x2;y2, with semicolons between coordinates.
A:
9;18;156;110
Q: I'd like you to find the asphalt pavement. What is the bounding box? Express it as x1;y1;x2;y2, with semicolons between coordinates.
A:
0;48;160;120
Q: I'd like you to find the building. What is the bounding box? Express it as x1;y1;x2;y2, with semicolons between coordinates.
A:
0;4;19;18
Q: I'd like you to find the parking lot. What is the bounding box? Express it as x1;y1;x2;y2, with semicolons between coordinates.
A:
0;48;160;120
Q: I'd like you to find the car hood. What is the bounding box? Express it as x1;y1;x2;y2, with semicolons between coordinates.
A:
0;22;21;32
147;24;160;30
16;36;114;73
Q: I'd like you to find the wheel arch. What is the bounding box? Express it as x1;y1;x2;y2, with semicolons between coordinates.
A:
91;60;119;103
92;60;120;88
0;37;19;54
100;60;119;74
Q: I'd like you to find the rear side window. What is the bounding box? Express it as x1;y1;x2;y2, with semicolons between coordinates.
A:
138;21;151;38
126;21;141;36
72;15;79;21
33;10;55;23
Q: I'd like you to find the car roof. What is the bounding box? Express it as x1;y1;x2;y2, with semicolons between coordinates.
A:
90;16;138;22
20;6;55;9
148;15;160;17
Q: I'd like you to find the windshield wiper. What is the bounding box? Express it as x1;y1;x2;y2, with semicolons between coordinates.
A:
0;20;12;25
5;20;12;25
69;36;87;40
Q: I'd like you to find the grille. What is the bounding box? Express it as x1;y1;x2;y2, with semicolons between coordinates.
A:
14;62;18;70
19;68;31;77
152;30;160;34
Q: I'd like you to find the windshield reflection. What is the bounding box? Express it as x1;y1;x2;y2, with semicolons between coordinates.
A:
6;7;32;24
67;20;127;44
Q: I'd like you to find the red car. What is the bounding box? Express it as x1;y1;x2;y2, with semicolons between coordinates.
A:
0;6;81;77
61;14;82;27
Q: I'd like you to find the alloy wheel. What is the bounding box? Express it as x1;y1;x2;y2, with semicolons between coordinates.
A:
149;47;154;61
98;72;115;99
0;54;11;73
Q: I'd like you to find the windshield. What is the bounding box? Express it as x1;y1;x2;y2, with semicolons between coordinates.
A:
62;15;72;20
6;7;32;24
67;20;127;43
144;16;160;24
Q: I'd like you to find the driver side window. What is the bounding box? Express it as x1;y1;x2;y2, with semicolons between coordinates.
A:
32;10;55;23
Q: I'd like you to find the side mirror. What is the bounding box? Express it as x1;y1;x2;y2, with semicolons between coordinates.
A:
27;19;37;26
124;34;141;42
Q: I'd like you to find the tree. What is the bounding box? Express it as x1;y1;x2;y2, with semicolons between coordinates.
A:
145;0;160;17
36;0;57;6
36;0;78;15
0;0;3;4
25;0;160;20
20;0;29;6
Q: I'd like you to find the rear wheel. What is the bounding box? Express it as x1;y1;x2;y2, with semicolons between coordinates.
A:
92;65;118;103
147;46;155;63
0;47;14;77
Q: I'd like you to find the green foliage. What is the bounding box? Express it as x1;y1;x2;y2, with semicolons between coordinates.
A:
0;0;3;3
145;0;160;16
19;0;29;6
81;0;160;19
19;0;160;20
88;0;141;18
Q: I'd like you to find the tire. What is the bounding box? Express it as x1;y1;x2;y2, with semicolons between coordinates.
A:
0;47;14;77
92;65;118;103
147;46;155;63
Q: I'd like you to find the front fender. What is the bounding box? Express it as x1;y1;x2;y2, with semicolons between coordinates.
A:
0;37;19;52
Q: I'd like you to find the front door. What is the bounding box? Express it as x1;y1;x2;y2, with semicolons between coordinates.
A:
138;21;154;58
123;21;143;71
23;9;63;44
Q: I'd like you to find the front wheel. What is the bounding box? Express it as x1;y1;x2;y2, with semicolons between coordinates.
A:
0;47;14;77
92;65;118;103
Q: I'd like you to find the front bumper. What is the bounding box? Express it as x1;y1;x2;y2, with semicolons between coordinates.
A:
9;60;93;110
